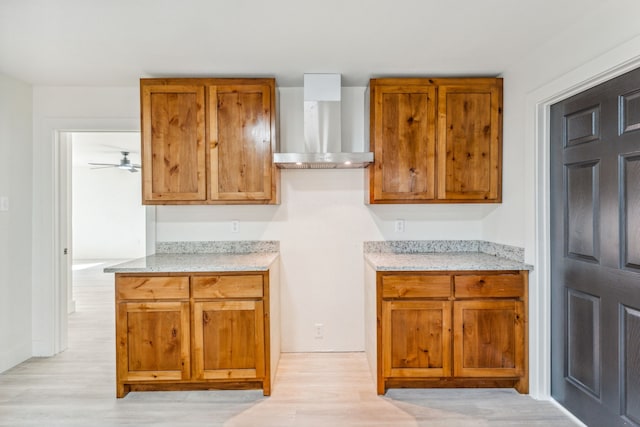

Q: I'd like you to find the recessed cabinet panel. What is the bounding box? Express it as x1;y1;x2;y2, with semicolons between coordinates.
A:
194;301;265;380
437;85;501;201
372;85;436;201
210;85;273;201
383;300;451;378
142;85;206;201
453;300;524;378
117;301;191;382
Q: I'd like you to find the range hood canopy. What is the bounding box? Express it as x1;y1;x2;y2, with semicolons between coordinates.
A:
273;74;373;169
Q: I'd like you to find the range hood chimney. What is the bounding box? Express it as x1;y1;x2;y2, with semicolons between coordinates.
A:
273;74;374;169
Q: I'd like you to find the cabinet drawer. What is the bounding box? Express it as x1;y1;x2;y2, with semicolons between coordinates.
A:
116;276;189;300
454;274;524;298
192;275;263;299
382;275;451;299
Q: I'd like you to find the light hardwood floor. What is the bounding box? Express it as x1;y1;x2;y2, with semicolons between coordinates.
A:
0;261;580;426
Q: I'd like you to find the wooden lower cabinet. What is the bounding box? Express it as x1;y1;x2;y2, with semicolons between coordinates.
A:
115;272;279;398
368;270;528;394
382;300;452;378
193;300;265;380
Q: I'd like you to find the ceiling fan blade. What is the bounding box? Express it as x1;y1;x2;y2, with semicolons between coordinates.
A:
88;162;118;166
90;166;117;169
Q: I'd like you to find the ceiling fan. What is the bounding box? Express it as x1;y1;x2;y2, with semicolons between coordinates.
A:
89;151;141;173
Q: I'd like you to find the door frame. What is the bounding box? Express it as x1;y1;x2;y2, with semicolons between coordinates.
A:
529;50;640;400
42;118;156;356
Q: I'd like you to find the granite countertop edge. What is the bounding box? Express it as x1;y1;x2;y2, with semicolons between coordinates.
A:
364;252;533;271
363;240;533;271
104;252;280;274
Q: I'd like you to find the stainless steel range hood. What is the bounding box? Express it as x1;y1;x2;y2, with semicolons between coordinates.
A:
273;74;373;169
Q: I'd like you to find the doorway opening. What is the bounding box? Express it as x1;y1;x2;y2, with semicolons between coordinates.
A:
62;131;146;344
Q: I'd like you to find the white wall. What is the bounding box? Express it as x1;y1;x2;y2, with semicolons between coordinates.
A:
0;74;33;372
71;133;145;260
481;0;640;399
484;0;640;251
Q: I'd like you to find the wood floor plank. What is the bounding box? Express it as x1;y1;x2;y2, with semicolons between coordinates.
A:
0;260;580;426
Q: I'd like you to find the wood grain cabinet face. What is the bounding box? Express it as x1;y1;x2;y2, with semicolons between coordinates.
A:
117;301;191;383
141;84;206;202
209;85;273;202
371;85;437;201
193;301;265;380
376;271;528;395
453;300;525;378
436;84;502;201
367;78;503;204
382;300;452;378
141;78;279;205
115;272;272;398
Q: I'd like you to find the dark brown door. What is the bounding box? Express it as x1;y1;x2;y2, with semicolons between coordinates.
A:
551;66;640;426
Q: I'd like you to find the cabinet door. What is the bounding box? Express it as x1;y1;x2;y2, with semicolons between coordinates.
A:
453;300;524;378
370;84;437;202
116;301;191;382
141;83;206;202
193;301;265;380
436;81;502;201
208;84;274;201
382;300;452;378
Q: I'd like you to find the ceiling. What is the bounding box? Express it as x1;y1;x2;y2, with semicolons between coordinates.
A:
0;0;606;87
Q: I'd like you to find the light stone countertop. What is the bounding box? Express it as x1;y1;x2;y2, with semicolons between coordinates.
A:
104;252;279;273
363;240;533;271
364;251;532;271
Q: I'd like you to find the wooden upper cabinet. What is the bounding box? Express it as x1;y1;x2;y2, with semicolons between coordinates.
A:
437;82;502;201
367;78;503;204
371;85;437;201
141;84;206;202
209;85;273;201
140;78;279;205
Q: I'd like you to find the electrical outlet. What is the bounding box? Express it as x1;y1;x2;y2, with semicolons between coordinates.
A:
231;220;239;233
314;323;324;339
0;197;8;212
394;219;405;233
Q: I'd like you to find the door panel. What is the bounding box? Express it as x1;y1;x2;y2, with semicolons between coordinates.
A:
622;154;640;270
565;161;600;262
566;288;600;397
551;66;640;426
622;306;640;425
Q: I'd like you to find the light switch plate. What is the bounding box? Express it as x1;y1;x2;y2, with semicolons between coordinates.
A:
0;196;8;211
